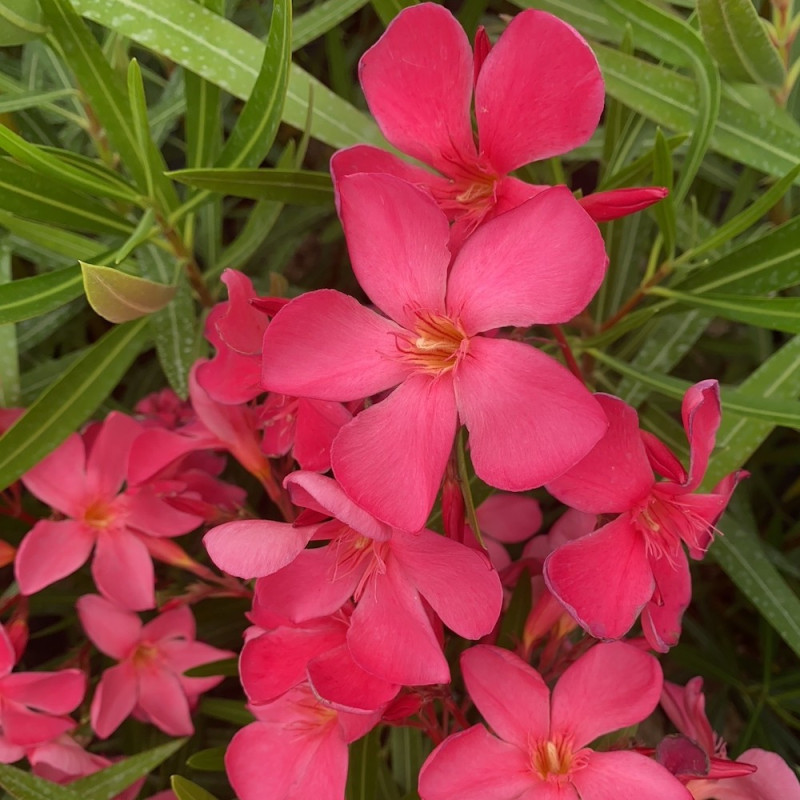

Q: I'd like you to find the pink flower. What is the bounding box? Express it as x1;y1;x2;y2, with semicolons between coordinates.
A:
419;642;690;799
209;470;502;686
544;381;741;649
77;594;233;738
659;677;800;799
225;683;380;800
262;173;608;531
15;412;205;610
332;4;665;250
0;624;85;763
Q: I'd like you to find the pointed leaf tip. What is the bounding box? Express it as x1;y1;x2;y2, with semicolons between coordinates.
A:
81;261;176;323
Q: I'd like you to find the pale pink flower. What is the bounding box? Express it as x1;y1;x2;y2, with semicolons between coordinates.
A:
77;594;233;738
15;412;205;610
225;683;380;800
0;624;85;764
544;381;741;649
332;3;665;250
209;470;502;686
419;642;691;799
262;173;608;531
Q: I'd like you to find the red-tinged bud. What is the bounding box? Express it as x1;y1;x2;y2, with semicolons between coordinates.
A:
0;540;15;568
6;610;28;663
382;692;424;723
441;468;465;542
473;25;491;86
250;296;290;316
579;186;669;222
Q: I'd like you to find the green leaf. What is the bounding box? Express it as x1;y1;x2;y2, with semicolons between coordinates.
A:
712;503;800;663
697;0;784;87
293;0;368;50
168;168;333;205
0;264;83;325
198;697;254;725
38;0;177;210
594;44;800;185
185;747;226;772
346;728;381;800
651;129;676;257
0;159;132;235
183;657;238;677
69;739;187;800
70;0;383;149
171;776;220;800
0;239;19;406
677;216;800;296
81;261;176;323
590;348;800;429
0;123;139;203
0;211;110;262
0;317;149;491
0;0;47;45
389;728;430;795
0;764;82;800
370;0;416;26
216;0;290;169
0;88;76;112
650;287;800;333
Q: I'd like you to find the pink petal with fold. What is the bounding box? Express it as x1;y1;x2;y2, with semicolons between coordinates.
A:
574;750;691;799
546;394;654;514
475;10;603;173
477;494;542;543
92;530;155;611
204;518;319;579
544;515;653;640
0;703;75;747
551;642;662;748
461;645;550;749
359;4;476;172
91;661;138;738
679;380;722;493
1;670;85;714
641;548;691;653
337;173;450;329
348;559;449;685
454;337;607;491
293;399;352;472
262;290;408;401
136;667;193;736
579;186;668;222
15;520;95;596
85;412;141;499
332;373;457;532
688;748;800;800
447;188;607;333
285;472;392;541
419;725;534;800
392;528;502;639
141;605;195;643
0;625;16;675
21;434;86;516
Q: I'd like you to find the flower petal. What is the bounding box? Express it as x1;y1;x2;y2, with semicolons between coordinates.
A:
359;4;477;173
641;548;691;653
91;662;138;739
21;434;86;517
573;750;690;800
85;412;141;499
419;725;534;800
550;641;662;747
477;493;542;543
1;670;85;714
546;394;654;514
92;530;155;611
579;186;668;222
332;373;457;532
454;337;607;491
136;667;194;736
15;520;95;596
76;594;140;659
337;173;450;329
262;290;408;401
475;10;603;173
447;187;607;333
392;529;502;639
461;645;550;749
204;519;319;579
543;515;653;641
330;145;439;196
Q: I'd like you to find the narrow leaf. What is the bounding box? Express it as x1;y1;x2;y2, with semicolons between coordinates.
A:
0;239;19;406
346;728;381;800
293;0;368;50
171;776;220;800
0;0;47;45
0;265;83;325
0;317;149;491
0;88;77;113
168;168;333;205
0;763;83;800
70;739;187;800
81;261;176;323
370;0;416;26
185;747;226;771
216;0;290;169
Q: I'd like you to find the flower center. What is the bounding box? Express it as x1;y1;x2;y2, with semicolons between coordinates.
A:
430;160;499;229
398;311;469;377
132;641;160;668
531;736;574;780
634;493;685;565
82;499;115;530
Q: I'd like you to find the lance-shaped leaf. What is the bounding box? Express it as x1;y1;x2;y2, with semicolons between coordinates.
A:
171;776;220;800
370;0;416;26
81;261;176;323
0;0;47;46
185;747;227;771
0;317;148;491
69;739;187;800
697;0;785;87
0;763;82;800
293;0;368;50
0;264;83;325
216;0;290;169
168;168;333;205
